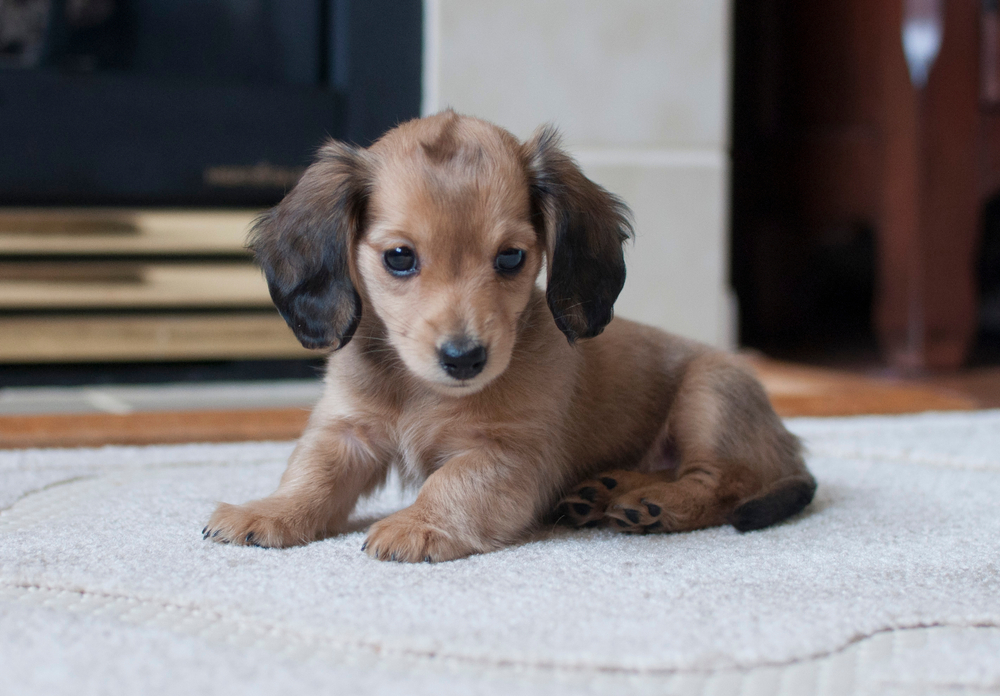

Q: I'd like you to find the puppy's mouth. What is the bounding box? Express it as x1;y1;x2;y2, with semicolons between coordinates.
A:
421;373;492;397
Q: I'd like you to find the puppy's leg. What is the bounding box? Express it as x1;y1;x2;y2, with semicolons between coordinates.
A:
600;465;760;533
204;419;389;547
363;445;551;563
562;352;814;534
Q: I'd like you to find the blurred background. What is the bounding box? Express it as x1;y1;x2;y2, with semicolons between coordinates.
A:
1;0;998;445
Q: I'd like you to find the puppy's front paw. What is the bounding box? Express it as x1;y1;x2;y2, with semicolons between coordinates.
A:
203;499;315;548
363;507;473;563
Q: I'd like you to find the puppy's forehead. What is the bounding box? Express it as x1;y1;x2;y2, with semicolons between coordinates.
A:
367;115;533;244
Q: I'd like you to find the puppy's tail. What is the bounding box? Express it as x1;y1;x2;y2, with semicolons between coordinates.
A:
728;474;817;532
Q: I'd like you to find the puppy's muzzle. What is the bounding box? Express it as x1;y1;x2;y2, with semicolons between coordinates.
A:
438;339;487;380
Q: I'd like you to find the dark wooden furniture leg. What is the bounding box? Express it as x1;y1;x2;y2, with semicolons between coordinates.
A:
876;0;980;370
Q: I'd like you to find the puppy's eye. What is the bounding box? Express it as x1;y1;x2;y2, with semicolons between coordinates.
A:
495;249;525;273
383;247;417;276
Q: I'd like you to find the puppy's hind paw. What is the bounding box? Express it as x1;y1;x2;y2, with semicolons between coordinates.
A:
553;474;624;527
604;493;667;534
554;497;604;527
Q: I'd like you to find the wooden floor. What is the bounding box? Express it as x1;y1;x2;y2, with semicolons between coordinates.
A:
0;408;311;449
748;355;986;415
0;355;996;449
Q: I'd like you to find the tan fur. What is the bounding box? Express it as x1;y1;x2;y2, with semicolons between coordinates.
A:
204;112;815;561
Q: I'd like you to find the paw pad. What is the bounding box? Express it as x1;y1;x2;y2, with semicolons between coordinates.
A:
554;471;671;533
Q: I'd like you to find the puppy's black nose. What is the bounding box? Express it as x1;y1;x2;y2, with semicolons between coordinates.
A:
438;340;487;380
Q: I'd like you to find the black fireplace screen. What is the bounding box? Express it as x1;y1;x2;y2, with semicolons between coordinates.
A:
0;0;422;206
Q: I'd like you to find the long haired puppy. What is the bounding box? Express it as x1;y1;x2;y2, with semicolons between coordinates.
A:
204;111;816;561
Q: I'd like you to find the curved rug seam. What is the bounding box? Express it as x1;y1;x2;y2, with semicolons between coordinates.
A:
3;579;998;678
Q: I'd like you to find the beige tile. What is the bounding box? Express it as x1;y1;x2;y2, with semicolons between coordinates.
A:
428;0;731;149
580;160;733;347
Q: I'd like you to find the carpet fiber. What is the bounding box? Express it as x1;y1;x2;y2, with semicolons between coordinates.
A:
1;411;999;695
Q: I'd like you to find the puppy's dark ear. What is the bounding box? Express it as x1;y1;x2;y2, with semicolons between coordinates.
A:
249;140;370;350
524;126;633;342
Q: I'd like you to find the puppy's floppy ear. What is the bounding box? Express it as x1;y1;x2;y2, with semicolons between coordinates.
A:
524;126;633;342
249;140;370;350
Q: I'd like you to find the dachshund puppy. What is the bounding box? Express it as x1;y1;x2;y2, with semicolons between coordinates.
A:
204;111;816;562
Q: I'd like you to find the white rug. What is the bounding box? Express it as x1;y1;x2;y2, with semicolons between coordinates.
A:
1;411;999;695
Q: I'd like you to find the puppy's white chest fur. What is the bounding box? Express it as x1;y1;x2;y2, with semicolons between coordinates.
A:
389;401;472;483
391;431;435;485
